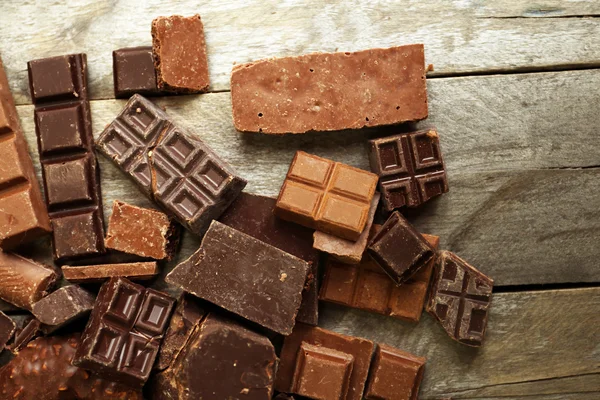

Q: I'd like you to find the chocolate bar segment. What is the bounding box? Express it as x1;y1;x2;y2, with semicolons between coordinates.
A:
31;285;95;331
166;221;310;335
427;251;493;347
219;192;320;325
96;94;246;235
28;54;106;260
0;311;16;349
73;277;175;386
0;252;58;310
364;344;426;400
0;56;51;249
152;15;209;93
8;317;41;352
62;262;159;283
275;324;375;400
231;44;427;134
275;151;378;241
369;128;448;211
367;211;434;285
113;47;160;98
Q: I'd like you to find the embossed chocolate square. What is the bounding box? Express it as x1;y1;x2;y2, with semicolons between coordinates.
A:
73;277;175;386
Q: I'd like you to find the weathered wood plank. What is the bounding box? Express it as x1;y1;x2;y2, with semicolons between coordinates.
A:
2;0;600;103
320;288;600;399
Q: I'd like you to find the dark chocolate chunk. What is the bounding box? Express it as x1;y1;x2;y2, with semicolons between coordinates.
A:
0;334;143;399
151;313;276;400
9;317;41;352
367;211;434;285
73;277;175;386
96;94;246;236
31;285;95;331
28;53;106;261
219;192;320;325
0;56;51;249
166;221;310;335
274;395;296;400
368;128;448;211
62;261;159;283
427;251;494;347
0;311;16;349
113;46;160;98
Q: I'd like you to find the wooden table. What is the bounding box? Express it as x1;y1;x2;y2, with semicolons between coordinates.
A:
1;1;599;398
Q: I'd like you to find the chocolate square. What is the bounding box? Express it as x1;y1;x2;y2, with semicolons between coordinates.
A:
113;47;159;98
28;55;82;102
43;157;93;207
51;209;105;259
35;103;86;156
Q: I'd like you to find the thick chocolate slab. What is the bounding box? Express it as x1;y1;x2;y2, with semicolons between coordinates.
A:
0;311;16;349
74;277;175;386
62;262;159;283
369;128;448;211
219;192;320;325
152;313;276;400
427;251;494;347
166;221;310;335
275;151;378;241
28;53;106;261
113;47;160;98
152;15;209;93
0;56;50;249
231;44;427;134
31;285;94;331
96;94;246;236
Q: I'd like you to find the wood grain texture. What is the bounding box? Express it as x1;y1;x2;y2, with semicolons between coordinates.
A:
2;0;600;104
320;288;600;399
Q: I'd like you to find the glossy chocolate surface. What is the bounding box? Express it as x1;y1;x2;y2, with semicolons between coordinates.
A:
113;46;159;98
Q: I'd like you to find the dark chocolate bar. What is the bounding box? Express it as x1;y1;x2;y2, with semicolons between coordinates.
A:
9;317;41;352
0;311;16;349
113;47;160;98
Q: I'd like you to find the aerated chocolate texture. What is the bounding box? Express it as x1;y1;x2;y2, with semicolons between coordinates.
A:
231;44;428;134
96;94;247;235
28;53;106;261
0;56;51;249
369;128;448;211
427;251;493;347
275;151;378;241
73;277;175;386
113;47;160;98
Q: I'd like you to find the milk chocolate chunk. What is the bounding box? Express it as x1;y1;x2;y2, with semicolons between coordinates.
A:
0;311;16;348
320;231;439;323
275;151;378;241
364;345;426;400
96;94;247;236
313;193;380;264
152;15;209;93
62;261;159;283
113;47;160;98
73;277;175;386
0;56;51;249
369;128;448;211
167;221;309;335
152;313;276;400
31;285;94;331
0;252;58;310
106;200;180;260
367;211;434;285
231;44;427;134
276;324;375;400
427;251;493;347
0;334;143;399
28;53;106;261
219;192;320;325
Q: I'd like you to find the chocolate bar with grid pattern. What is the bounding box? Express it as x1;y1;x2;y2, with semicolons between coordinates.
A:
73;277;175;386
28;53;106;261
368;128;448;211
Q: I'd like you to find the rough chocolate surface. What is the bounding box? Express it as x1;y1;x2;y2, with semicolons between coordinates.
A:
62;262;159;283
231;44;427;134
31;285;95;330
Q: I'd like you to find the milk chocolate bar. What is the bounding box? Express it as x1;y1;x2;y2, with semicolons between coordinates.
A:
152;15;209;93
231;44;428;134
368;128;448;211
167;221;310;335
219;192;320;325
0;311;16;349
0;56;50;249
427;251;493;347
62;262;159;283
31;285;95;331
96;94;246;236
275;151;378;241
28;53;106;261
113;47;160;98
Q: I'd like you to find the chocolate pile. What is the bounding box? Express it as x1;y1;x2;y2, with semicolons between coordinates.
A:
0;13;493;400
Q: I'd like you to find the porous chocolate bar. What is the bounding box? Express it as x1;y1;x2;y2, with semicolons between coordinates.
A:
275;151;378;241
231;44;428;134
368;128;448;211
62;261;159;283
28;53;106;260
0;56;50;249
113;47;160;98
167;221;310;335
96;94;246;236
31;285;95;331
